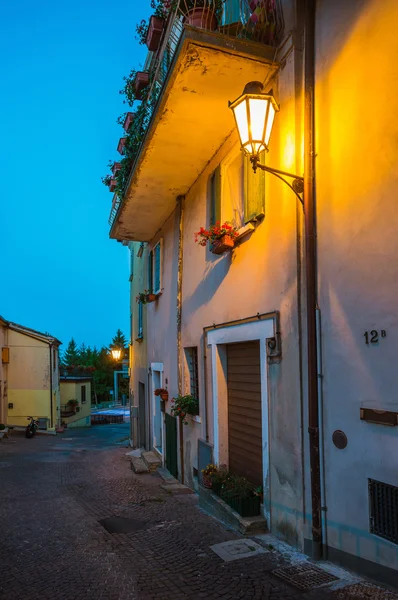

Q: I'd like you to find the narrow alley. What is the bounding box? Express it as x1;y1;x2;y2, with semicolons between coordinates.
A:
0;426;395;600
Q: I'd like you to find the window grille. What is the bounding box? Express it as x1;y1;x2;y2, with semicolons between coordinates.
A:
185;347;199;402
369;478;398;544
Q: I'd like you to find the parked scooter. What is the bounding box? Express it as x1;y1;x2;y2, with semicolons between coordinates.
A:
25;416;39;438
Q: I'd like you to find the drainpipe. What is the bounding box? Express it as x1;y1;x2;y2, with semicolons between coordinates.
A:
176;195;185;482
304;0;322;559
49;344;53;429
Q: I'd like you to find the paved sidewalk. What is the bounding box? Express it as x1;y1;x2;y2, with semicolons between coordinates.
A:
0;426;395;600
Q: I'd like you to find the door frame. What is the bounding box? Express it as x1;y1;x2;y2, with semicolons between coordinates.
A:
150;362;164;460
207;318;274;522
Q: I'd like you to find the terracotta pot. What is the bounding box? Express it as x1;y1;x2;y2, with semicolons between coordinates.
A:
117;137;127;155
186;7;218;30
123;112;134;132
210;234;235;255
146;15;164;52
160;392;168;401
109;178;117;192
112;162;121;177
202;475;213;489
134;72;150;100
147;293;157;302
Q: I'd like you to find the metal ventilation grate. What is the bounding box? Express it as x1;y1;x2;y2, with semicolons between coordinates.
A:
369;478;398;544
272;563;338;590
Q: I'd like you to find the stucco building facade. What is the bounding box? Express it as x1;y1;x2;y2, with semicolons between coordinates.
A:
0;317;61;432
108;0;398;584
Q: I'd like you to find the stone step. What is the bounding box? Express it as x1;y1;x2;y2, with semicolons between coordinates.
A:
131;456;150;474
141;451;162;472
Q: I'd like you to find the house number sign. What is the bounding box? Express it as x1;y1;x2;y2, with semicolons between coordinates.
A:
364;330;387;345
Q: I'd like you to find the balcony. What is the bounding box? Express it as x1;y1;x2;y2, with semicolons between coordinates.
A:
109;0;283;241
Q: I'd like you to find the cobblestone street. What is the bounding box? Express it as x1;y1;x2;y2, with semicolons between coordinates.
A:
0;426;395;600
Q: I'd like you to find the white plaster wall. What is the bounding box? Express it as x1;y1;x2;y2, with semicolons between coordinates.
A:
146;209;180;463
316;0;398;571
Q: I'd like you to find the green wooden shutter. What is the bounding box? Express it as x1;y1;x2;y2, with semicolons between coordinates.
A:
244;151;265;223
138;301;143;339
210;166;221;226
154;243;161;293
147;250;153;292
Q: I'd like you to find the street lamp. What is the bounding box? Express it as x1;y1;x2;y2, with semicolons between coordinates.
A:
111;348;122;361
229;81;304;201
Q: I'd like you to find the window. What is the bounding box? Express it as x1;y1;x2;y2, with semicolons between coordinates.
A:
185;347;199;403
213;148;266;229
81;385;86;404
148;240;162;294
137;301;143;340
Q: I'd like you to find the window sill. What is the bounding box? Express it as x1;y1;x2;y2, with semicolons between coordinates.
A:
135;337;144;343
236;222;255;241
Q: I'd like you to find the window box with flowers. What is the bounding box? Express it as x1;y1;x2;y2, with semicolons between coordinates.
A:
171;394;199;425
194;221;239;255
134;72;150;100
117;137;127;155
123;112;134;132
136;290;157;304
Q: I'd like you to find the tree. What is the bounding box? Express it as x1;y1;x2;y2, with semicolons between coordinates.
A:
110;329;127;350
63;338;79;366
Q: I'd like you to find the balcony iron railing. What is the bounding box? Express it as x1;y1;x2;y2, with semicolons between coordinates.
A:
109;0;284;229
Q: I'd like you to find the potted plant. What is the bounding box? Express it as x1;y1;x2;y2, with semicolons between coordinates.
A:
134;72;150;100
154;388;169;401
180;0;223;30
117;137;127;155
67;399;79;412
201;463;218;488
109;178;117;192
112;162;121;177
136;290;157;304
123;112;134;132
194;221;239;254
146;15;165;51
171;394;199;425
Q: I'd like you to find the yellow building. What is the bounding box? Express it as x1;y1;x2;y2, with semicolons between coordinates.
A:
1;318;61;432
60;376;92;428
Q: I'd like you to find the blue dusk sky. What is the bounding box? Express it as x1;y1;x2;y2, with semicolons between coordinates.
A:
1;0;151;351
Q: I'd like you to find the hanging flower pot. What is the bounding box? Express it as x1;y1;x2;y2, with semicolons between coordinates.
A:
195;222;239;255
136;290;157;304
210;234;235;255
112;162;121;177
117;137;127;155
109;178;117;192
186;7;218;30
154;388;169;401
134;72;150;100
123;112;134;132
146;15;164;52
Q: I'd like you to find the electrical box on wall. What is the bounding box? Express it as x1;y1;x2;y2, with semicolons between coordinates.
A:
2;347;9;364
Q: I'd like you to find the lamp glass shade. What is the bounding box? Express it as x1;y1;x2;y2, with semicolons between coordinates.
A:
111;349;122;360
230;87;279;158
